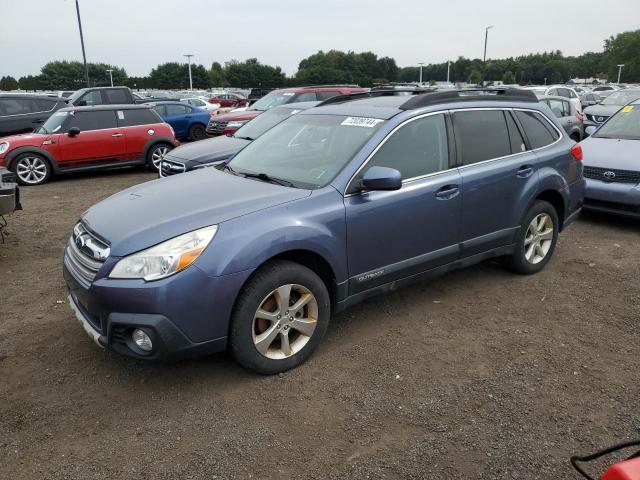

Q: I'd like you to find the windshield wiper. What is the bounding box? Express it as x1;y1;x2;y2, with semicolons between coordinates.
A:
223;164;240;176
241;172;294;187
233;135;255;141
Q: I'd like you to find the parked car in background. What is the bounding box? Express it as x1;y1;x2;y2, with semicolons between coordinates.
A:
180;97;221;112
583;89;640;131
542;86;583;113
151;101;210;141
581;99;640;217
592;85;620;99
0;105;177;185
580;92;601;109
0;95;68;137
538;95;584;141
206;85;367;136
0;166;20;217
208;93;248;108
247;88;275;104
160;101;319;177
63;88;583;373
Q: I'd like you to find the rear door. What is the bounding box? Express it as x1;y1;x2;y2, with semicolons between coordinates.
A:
454;108;539;257
56;110;125;166
117;108;162;159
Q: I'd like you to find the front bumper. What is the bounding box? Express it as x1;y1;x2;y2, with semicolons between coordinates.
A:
584;178;640;218
63;258;253;361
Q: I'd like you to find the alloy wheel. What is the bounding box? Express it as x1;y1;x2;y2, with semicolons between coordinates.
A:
16;156;48;184
151;146;170;169
524;213;554;264
252;284;318;360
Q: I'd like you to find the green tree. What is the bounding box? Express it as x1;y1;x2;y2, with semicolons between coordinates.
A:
468;69;483;85
295;50;398;86
209;62;226;87
0;76;19;90
224;58;285;88
149;62;209;89
604;30;640;82
502;70;516;84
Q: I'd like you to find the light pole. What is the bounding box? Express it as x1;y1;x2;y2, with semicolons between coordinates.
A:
75;0;89;87
446;61;451;84
617;64;625;84
483;25;494;63
184;54;194;90
418;62;425;84
106;69;113;87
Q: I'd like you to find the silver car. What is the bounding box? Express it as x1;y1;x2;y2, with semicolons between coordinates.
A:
538;95;584;141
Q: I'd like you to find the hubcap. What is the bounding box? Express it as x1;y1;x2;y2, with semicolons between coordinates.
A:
524;213;554;264
252;284;318;360
151;146;169;168
16;156;47;184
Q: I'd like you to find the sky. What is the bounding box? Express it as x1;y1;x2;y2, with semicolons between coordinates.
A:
1;0;639;79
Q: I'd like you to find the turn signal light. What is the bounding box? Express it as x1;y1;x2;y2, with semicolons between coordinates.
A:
570;143;583;161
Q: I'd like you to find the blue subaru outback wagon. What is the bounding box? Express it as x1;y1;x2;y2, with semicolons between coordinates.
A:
63;88;585;374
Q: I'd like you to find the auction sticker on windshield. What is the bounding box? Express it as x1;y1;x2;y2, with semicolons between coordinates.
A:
622;105;634;113
341;117;384;127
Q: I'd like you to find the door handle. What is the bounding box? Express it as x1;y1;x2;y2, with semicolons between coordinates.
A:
435;185;460;200
111;133;123;137
517;165;534;178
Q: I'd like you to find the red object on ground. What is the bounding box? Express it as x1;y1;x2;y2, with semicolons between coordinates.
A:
602;457;640;480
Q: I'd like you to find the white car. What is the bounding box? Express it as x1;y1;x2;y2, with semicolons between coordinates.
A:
181;97;221;112
524;85;583;113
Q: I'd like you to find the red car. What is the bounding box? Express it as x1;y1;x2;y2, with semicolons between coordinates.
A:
205;85;368;136
207;93;248;108
0;105;178;185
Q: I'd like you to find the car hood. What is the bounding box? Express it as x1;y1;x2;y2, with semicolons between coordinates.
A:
164;135;250;165
0;132;50;149
82;168;311;256
213;110;262;122
584;104;621;116
582;137;640;171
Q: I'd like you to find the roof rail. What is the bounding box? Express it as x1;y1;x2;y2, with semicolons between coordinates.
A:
317;89;433;107
400;87;538;110
300;84;361;89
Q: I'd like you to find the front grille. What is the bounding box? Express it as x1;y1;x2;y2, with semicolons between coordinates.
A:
585;198;640;214
206;120;228;134
64;223;110;288
583;166;640;184
586;114;609;123
160;158;186;177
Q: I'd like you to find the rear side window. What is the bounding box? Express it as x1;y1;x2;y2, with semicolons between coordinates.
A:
294;93;317;102
66;110;117;131
152;105;166;116
367;113;449;180
32;98;57;112
515;111;560;149
117;109;159;127
104;89;129;104
165;104;188;115
453;110;511;165
0;98;28;115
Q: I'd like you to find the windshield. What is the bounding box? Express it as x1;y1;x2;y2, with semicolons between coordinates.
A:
228;114;385;189
38;111;68;134
593;105;640;140
67;90;84;103
249;91;298;111
234;107;300;140
601;90;640;106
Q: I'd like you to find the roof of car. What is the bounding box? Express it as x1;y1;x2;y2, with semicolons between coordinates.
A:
58;104;152;112
273;101;320;110
0;94;66;101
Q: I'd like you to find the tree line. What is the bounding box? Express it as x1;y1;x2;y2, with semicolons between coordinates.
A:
2;30;638;91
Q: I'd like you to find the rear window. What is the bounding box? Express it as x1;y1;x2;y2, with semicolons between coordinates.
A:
453;110;511;165
117;109;160;127
515;111;560;149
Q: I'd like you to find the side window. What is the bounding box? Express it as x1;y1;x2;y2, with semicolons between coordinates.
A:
453;110;511;165
117;109;158;127
0;98;25;115
366;113;449;180
165;104;188;115
33;98;57;112
104;89;129;104
152;105;166;116
556;88;571;99
515;111;560;149
66;111;117;131
295;92;318;102
563;100;571;116
505;111;526;154
316;91;339;101
547;99;566;118
80;91;103;106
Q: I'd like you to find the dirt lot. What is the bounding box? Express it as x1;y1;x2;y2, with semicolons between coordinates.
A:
1;169;639;479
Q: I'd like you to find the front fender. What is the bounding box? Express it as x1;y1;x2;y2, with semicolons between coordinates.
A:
5;146;61;174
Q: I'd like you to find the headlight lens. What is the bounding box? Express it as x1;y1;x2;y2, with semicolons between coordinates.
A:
0;142;9;155
226;121;246;128
109;225;217;281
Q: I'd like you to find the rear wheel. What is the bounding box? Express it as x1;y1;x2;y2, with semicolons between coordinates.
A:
146;143;173;171
12;153;52;186
189;124;206;141
230;260;331;374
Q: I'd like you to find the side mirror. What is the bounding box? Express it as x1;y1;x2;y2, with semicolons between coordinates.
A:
359;166;402;192
68;127;81;137
585;126;597;136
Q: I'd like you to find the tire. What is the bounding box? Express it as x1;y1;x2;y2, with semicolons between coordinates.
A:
146;143;173;171
507;200;559;275
570;132;581;142
12;153;52;186
230;260;331;374
188;124;206;141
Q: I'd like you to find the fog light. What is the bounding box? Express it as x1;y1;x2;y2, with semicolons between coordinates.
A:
132;329;153;352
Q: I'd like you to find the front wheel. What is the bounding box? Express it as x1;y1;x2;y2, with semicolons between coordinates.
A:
146;143;173;171
230;260;331;374
13;153;52;186
507;200;559;275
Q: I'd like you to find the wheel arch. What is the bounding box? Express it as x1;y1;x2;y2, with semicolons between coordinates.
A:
142;136;176;162
5;146;60;174
534;189;566;230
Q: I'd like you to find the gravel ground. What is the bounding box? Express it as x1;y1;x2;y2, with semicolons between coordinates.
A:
1;169;639;479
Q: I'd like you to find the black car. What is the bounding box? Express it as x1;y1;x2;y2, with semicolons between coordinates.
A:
247;88;275;103
0;95;67;137
159;101;319;177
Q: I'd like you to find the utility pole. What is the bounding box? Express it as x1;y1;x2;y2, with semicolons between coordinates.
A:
106;69;113;87
184;54;194;90
75;0;89;87
446;61;451;84
483;25;494;63
418;62;425;84
617;64;625;84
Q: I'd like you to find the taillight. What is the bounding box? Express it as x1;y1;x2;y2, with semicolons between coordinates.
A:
576;113;584;121
570;143;583;161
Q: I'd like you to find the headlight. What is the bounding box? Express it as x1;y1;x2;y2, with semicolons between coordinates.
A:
0;142;9;155
109;225;217;281
226;121;246;128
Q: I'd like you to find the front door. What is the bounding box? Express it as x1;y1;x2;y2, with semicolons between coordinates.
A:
163;104;190;138
344;112;461;295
